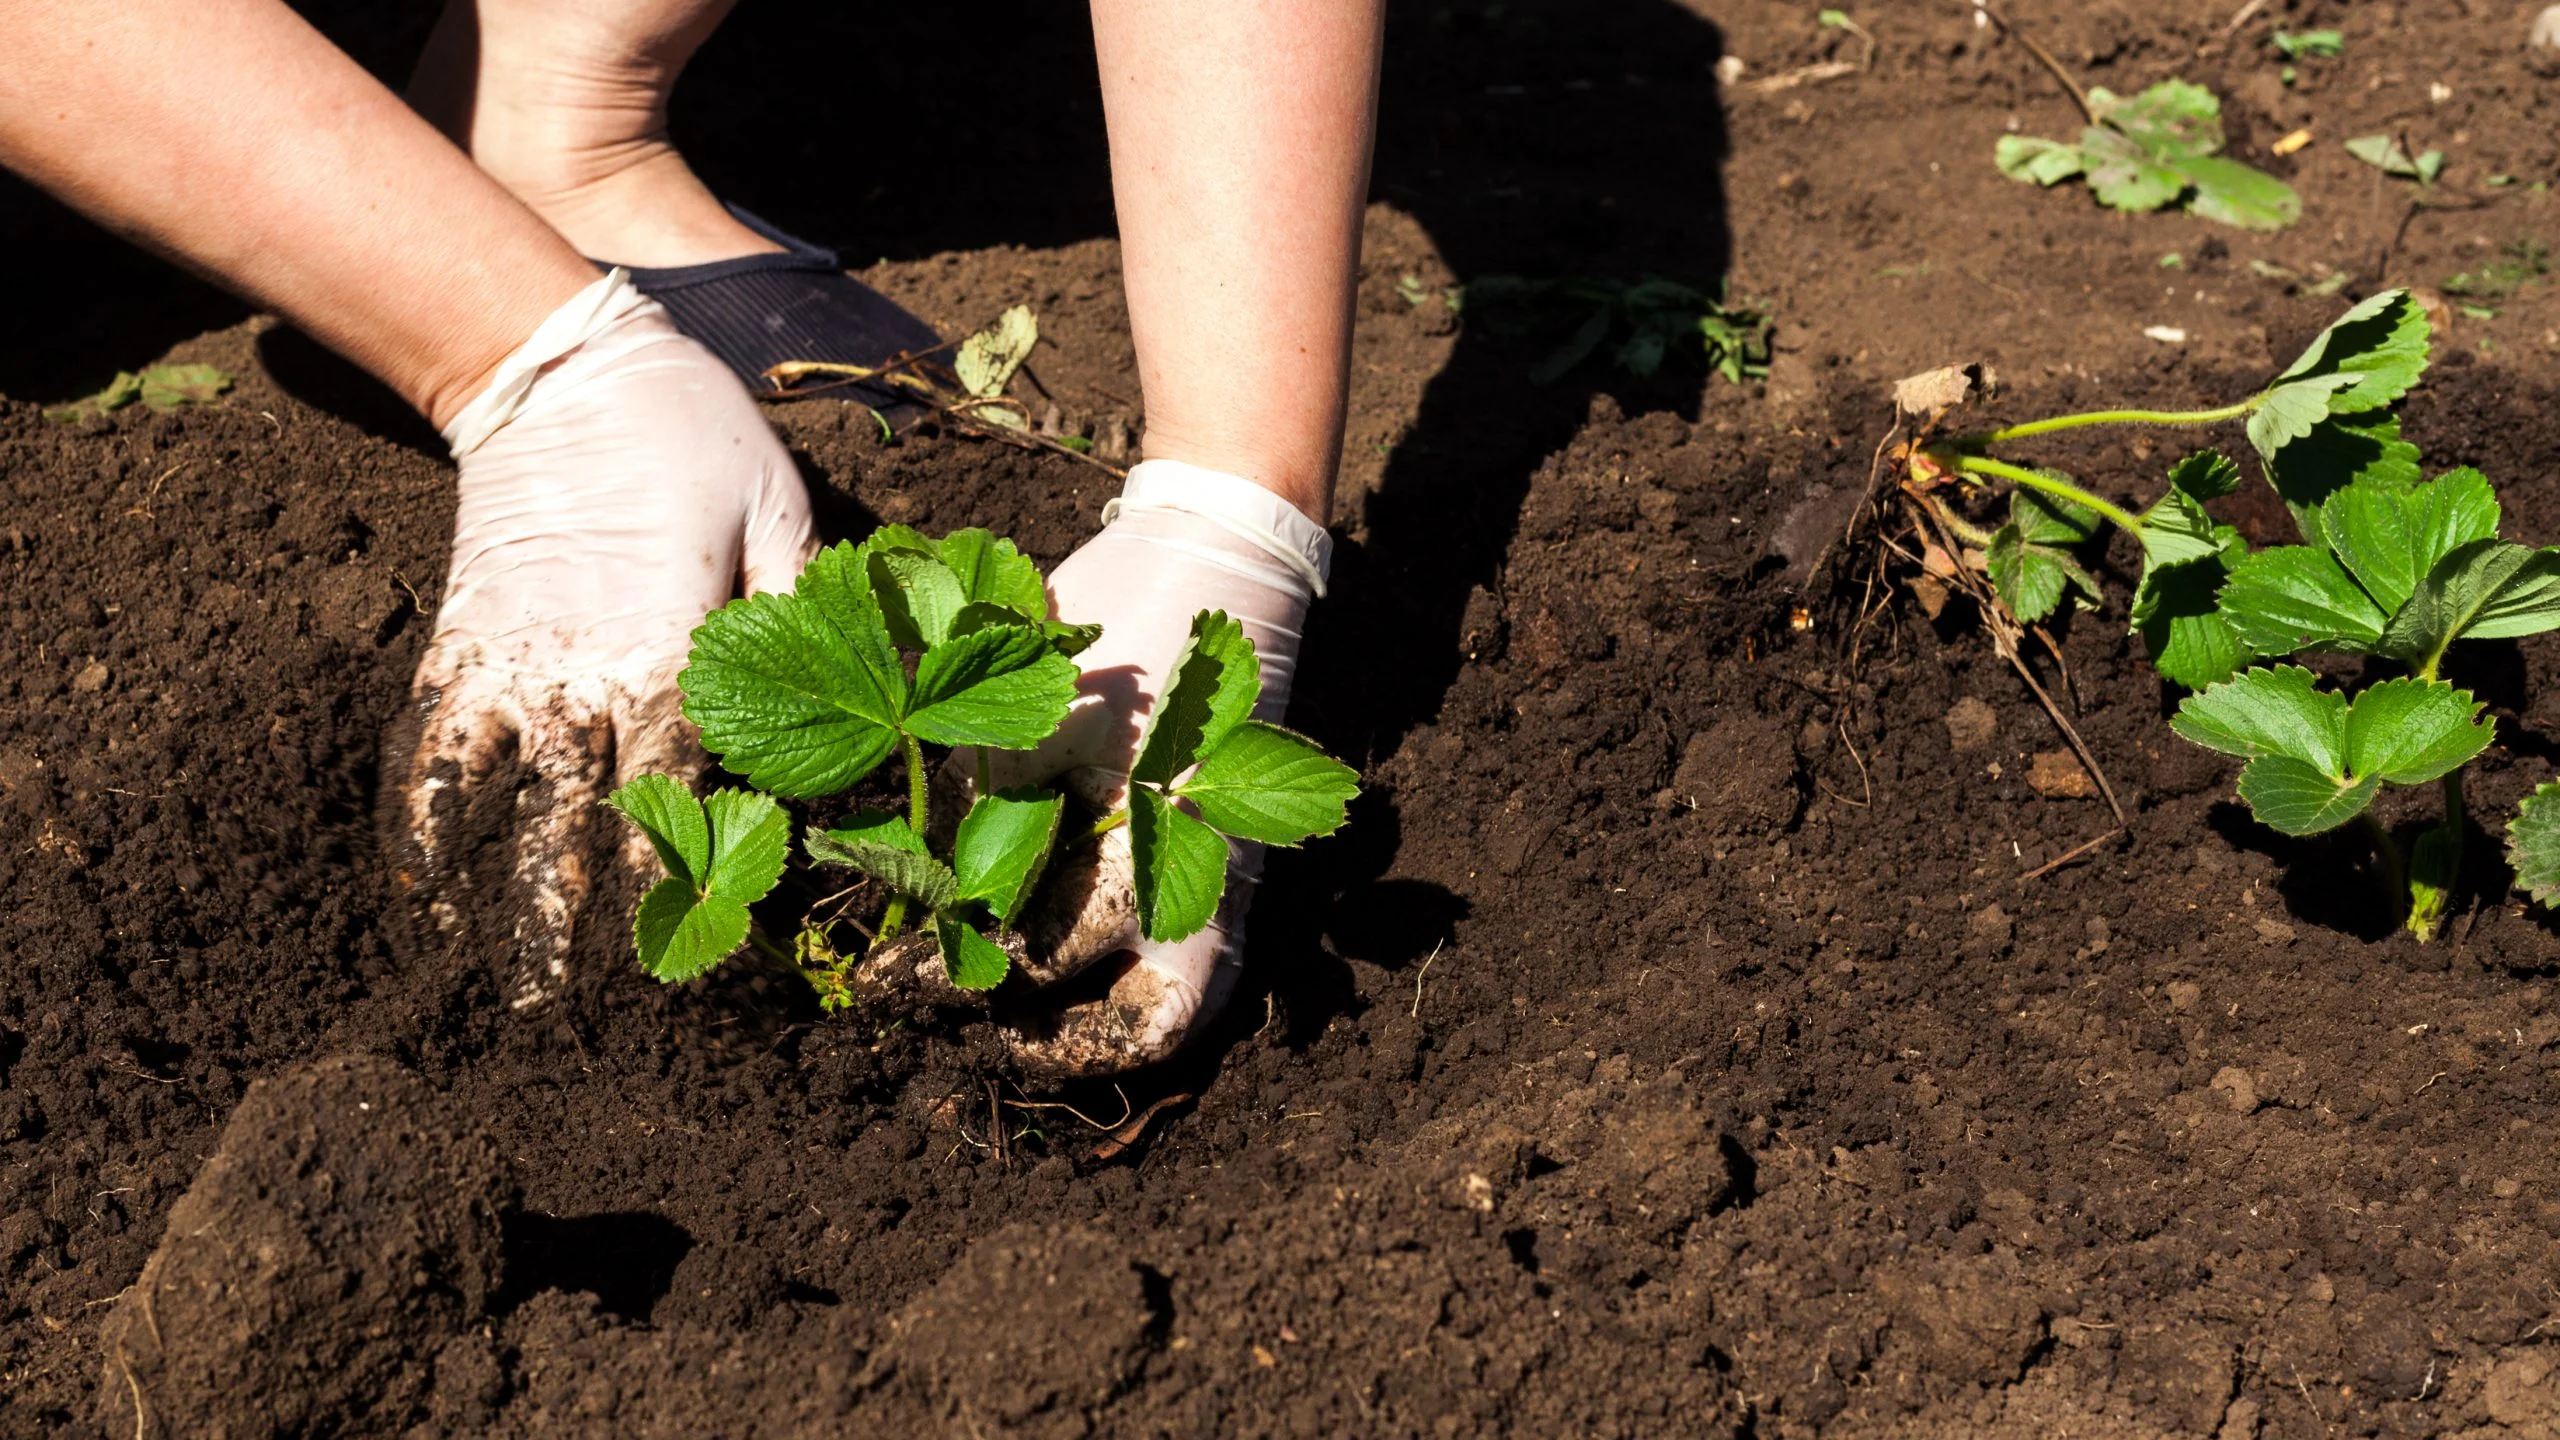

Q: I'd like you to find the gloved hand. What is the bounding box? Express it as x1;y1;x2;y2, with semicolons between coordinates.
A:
944;460;1331;1074
396;270;814;1008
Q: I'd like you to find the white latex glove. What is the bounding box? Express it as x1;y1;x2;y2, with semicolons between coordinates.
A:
396;270;814;1009
935;461;1330;1075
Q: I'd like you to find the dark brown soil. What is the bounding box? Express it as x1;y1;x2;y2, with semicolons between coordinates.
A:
12;1;2560;1435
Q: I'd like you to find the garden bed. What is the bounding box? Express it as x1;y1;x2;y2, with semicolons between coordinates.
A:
9;1;2560;1435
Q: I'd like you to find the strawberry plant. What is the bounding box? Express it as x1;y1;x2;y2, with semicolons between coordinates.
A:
1906;289;2560;938
603;526;1359;1005
1997;79;2299;231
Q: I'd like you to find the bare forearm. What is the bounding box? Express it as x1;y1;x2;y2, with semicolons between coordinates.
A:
1090;0;1384;522
0;0;595;427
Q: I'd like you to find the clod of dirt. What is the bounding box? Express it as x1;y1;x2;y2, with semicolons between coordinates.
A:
1965;903;2016;961
1672;713;1802;835
1943;696;1999;752
2487;1349;2560;1427
96;1054;515;1439
1871;1256;2050;1407
2210;1066;2261;1115
2025;749;2096;799
864;1223;1165;1436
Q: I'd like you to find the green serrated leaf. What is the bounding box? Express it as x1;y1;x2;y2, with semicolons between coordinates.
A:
701;788;791;903
606;773;710;888
805;823;959;911
2094;80;2222;159
795;542;915;695
904;625;1081;748
817;808;926;855
682;590;904;798
621;786;787;983
1996;134;2086;186
2345;134;2427;180
633;879;749;983
874;549;970;649
2167;450;2241;502
2079;126;2184;212
935;529;1049;621
2505;781;2560;906
2267;288;2430;420
2172;664;2348;772
954;305;1038;400
2138;489;2226;568
2217;546;2388;654
2377;539;2560;663
1986;486;2102;624
2180;155;2301;232
2011;484;2100;545
2342;677;2492;785
2319;468;2499;615
1041;620;1103;658
2247;374;2364;462
937;918;1013;991
1987;526;2094;625
1130;787;1229;943
2263;416;2423;537
2235;754;2381;835
1175;721;1360;846
1131;610;1263;786
2133;552;2249;688
950;788;1066;926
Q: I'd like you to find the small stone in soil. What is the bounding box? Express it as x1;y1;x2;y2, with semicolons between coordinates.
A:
2025;750;2095;798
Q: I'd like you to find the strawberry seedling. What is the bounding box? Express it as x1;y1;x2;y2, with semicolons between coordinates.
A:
1907;289;2560;937
604;525;1359;1005
1997;79;2299;231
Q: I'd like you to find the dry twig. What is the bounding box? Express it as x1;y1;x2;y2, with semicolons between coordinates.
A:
1976;3;2097;125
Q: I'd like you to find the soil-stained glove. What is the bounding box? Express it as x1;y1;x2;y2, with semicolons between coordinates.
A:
397;270;814;1009
938;460;1330;1074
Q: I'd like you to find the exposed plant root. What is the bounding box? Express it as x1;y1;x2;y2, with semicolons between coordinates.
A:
1088;1091;1195;1163
1902;489;2130;830
762;336;1128;480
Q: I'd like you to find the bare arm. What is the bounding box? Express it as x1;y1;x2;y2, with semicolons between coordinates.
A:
1089;0;1386;523
0;0;596;427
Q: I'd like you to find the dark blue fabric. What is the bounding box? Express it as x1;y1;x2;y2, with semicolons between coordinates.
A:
608;206;942;408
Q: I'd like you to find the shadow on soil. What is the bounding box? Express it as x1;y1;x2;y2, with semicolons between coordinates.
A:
500;1210;695;1322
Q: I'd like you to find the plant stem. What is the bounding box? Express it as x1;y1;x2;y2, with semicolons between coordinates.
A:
906;733;931;839
1945;453;2146;535
873;733;934;951
1087;807;1130;841
747;926;795;967
1968;398;2260;444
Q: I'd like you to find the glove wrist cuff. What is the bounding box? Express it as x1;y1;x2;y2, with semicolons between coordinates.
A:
442;269;659;458
1101;460;1333;599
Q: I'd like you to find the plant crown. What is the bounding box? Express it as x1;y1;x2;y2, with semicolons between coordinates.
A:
604;525;1359;1001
